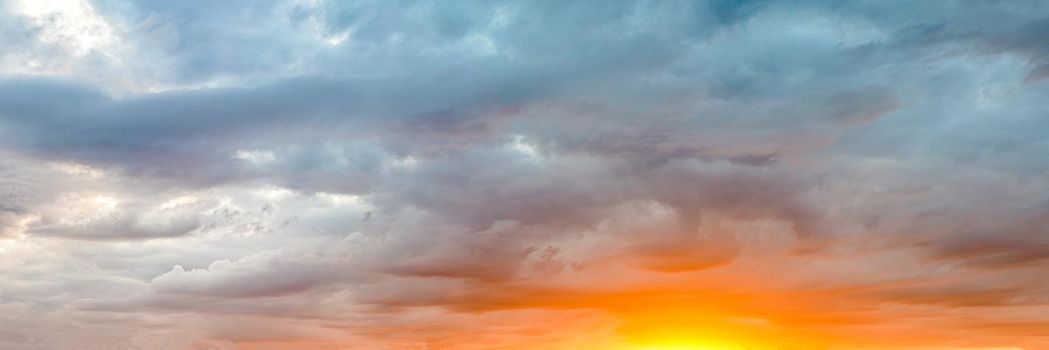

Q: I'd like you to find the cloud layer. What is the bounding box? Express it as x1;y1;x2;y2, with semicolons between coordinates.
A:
1;0;1049;349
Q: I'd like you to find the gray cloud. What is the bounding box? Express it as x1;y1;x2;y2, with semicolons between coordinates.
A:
29;213;199;241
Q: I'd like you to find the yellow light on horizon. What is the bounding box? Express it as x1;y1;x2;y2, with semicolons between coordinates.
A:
633;337;754;350
639;346;744;350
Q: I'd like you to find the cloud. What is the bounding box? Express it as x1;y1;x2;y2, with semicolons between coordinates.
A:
0;1;1049;349
151;251;328;298
29;213;199;240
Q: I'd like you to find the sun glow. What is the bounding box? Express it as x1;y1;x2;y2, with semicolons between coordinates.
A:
627;333;764;350
637;342;749;350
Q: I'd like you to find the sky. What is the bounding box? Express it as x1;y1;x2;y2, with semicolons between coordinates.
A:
0;0;1048;349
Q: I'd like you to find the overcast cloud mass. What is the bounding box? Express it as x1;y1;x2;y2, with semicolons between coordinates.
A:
1;0;1049;349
